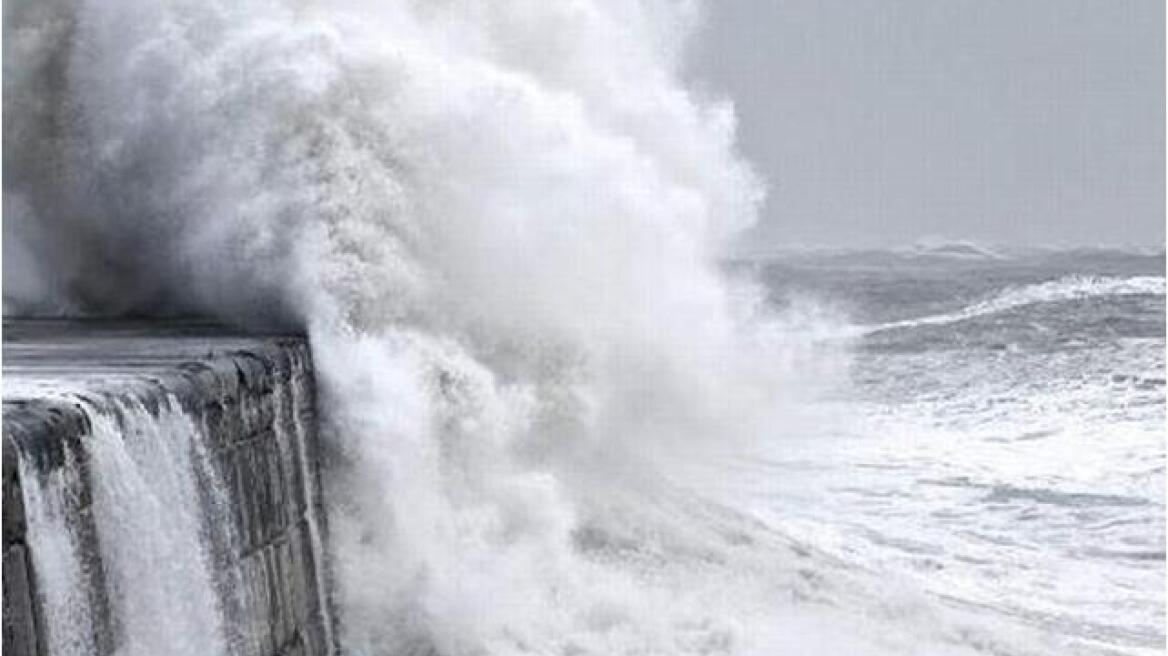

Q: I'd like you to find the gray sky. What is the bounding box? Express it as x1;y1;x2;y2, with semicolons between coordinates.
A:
692;1;1164;250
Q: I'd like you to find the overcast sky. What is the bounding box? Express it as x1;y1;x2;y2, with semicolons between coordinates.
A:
692;1;1164;250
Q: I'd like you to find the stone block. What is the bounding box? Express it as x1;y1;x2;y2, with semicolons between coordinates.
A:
2;545;39;656
3;320;335;656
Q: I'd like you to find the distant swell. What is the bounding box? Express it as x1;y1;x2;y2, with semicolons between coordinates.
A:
868;275;1166;334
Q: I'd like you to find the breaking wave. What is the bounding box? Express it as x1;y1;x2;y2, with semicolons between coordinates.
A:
2;1;914;654
868;275;1166;334
8;1;1109;654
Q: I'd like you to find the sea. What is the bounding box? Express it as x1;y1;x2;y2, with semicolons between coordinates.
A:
724;245;1166;655
6;0;1164;652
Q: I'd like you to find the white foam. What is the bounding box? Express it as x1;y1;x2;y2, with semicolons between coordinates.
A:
870;275;1166;333
3;1;1043;653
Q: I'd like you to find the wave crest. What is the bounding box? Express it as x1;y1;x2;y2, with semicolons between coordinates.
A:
870;275;1166;333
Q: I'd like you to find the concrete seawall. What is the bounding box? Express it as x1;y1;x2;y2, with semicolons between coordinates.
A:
2;320;335;656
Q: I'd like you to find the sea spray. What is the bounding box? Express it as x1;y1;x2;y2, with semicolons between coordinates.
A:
3;1;895;654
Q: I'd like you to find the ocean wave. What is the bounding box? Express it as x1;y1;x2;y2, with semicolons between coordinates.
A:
904;237;1008;261
867;275;1166;334
2;1;886;654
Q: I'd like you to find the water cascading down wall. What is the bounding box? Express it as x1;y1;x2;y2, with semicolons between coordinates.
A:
1;320;336;656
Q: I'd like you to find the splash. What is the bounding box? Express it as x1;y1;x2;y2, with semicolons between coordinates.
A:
4;1;971;654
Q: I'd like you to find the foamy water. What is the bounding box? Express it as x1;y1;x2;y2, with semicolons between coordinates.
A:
732;254;1166;655
4;1;1163;654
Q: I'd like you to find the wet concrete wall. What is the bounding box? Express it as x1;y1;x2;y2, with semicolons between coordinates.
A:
2;320;335;656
